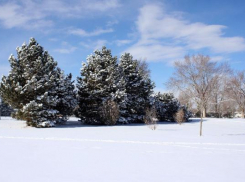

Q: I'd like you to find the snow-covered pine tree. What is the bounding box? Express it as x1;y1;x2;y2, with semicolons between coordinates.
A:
0;53;26;111
119;53;154;123
76;46;124;124
0;99;14;116
180;105;192;122
155;92;180;122
0;38;66;127
55;70;77;123
154;92;192;122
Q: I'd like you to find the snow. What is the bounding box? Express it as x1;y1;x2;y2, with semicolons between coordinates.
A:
0;117;245;182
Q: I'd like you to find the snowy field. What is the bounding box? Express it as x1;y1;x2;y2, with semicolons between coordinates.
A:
0;117;245;182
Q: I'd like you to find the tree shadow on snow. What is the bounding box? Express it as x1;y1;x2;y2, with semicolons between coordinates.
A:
156;118;207;125
55;120;152;128
157;121;180;125
185;118;208;123
54;120;93;128
54;118;207;128
226;133;245;136
54;120;145;128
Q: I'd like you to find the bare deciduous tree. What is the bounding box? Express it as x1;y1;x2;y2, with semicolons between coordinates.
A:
227;71;245;118
144;106;157;130
208;64;232;118
178;90;193;110
167;55;228;136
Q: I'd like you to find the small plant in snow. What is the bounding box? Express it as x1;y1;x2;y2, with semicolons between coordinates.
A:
174;108;186;125
144;106;158;130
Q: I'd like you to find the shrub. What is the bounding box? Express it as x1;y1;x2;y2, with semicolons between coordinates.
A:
174;108;185;125
144;106;158;130
154;92;180;122
101;100;120;125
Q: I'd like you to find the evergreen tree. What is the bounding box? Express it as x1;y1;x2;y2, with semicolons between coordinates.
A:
155;92;180;122
180;105;193;122
0;99;14;116
0;38;69;127
154;92;192;122
119;53;154;123
55;69;77;123
76;47;124;124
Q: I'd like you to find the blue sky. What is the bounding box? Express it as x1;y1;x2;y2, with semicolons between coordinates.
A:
0;0;245;93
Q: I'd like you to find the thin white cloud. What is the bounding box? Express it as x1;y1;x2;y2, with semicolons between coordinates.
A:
80;42;91;49
106;20;119;27
0;0;121;29
126;4;245;62
0;2;51;29
54;42;77;54
115;39;132;46
85;0;121;11
54;47;77;54
210;56;224;62
125;43;185;62
94;40;108;50
69;28;113;37
80;40;108;50
49;38;59;42
0;0;63;29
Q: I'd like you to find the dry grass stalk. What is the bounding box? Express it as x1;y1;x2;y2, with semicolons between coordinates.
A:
174;108;185;125
144;106;158;130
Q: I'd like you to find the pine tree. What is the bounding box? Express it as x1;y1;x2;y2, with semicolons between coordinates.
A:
0;99;14;116
154;92;192;122
154;93;180;122
119;53;154;123
76;47;124;124
180;105;193;122
55;69;77;123
0;38;68;127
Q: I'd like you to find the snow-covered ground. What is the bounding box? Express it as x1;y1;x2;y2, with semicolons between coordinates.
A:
0;117;245;182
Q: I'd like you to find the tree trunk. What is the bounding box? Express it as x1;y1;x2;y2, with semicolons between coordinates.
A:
241;110;245;119
200;115;203;136
200;107;203;136
215;95;218;114
202;108;206;118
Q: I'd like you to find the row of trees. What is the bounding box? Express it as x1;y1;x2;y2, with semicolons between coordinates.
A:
167;55;245;135
0;38;190;127
168;55;245;119
75;48;155;124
